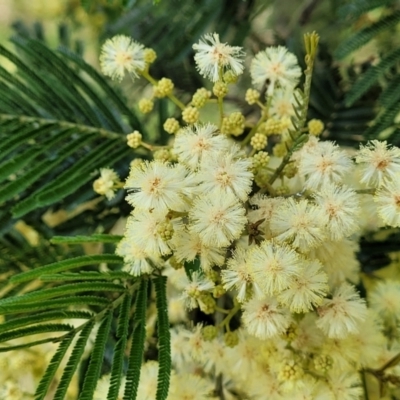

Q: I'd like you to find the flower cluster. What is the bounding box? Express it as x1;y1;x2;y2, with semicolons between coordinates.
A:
96;32;400;400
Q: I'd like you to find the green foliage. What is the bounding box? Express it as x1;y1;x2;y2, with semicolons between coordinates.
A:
0;35;141;224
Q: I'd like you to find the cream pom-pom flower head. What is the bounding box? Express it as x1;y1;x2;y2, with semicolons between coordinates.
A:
250;46;301;95
100;35;145;81
192;33;245;82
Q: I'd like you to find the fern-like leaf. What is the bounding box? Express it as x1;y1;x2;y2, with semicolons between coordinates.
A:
154;276;171;400
107;293;133;400
123;279;148;400
51;234;123;244
79;311;113;400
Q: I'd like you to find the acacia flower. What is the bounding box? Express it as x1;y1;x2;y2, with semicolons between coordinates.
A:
249;240;302;295
316;283;367;338
356;140;400;187
192;33;245;82
250;46;301;95
93;168;120;200
173;123;232;170
100;35;145;81
125;160;196;213
190;192;247;247
270;198;328;251
198;145;253;201
221;247;263;302
242;296;291;339
374;176;400;227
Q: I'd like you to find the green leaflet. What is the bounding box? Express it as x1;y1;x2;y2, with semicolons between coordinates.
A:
123;279;148;400
51;234;123;244
11;254;123;283
154;276;171;400
79;312;113;400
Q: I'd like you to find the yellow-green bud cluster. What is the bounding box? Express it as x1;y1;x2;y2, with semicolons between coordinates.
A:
313;355;332;373
213;285;225;298
129;157;145;170
154;78;174;98
250;133;267;151
262;118;285;136
191;88;212;108
168;256;183;270
283;163;298;179
182;106;199;124
202;325;218;341
308;118;324;136
273;142;288;157
283;324;298;342
252;151;270;169
221;112;245;136
223;70;238;84
153;148;172;163
254;169;270;188
224;331;239;348
275;184;290;196
138;98;154;114
278;359;303;381
126;131;142;148
206;270;219;283
156;220;174;241
245;88;260;105
213;81;228;98
163;118;180;134
144;48;157;64
199;293;216;314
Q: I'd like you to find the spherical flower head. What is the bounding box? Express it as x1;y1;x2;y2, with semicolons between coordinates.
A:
313;183;360;241
327;371;362;400
137;361;159;399
270;198;328;251
153;77;174;98
93;168;120;200
250;133;268;151
173;123;232;170
100;35;145;81
189;192;247;248
170;228;226;272
138;98;154;114
245;88;261;105
308;119;324;136
356;140;400;187
249;240;302;295
369;280;400;322
221;247;263;302
191;87;212;108
374;175;400;227
278;259;328;313
126;130;142;148
269;87;297;120
163;117;180;134
169;373;214;400
242;296;291;339
297;141;353;190
198;145;253;201
192;32;245;82
182;106;200;124
125;160;196;213
250;46;301;95
316;283;367;338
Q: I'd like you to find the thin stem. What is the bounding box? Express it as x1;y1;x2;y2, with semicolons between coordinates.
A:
356;188;376;195
217;302;241;329
218;95;224;129
0;114;124;140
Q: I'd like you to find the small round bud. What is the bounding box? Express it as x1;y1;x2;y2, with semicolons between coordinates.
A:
254;170;270;188
126;131;142;149
213;81;228;98
313;355;332;373
182;106;200;124
156;220;174;241
250;133;267;151
283;163;298;179
168;256;183;270
198;293;216;314
275;184;290;196
220;117;231;134
252;151;270;169
206;270;219;283
138;98;154;114
153;148;172;163
163;118;180;134
245;88;260;105
278;359;303;382
130;158;145;170
273;142;288;157
213;285;225;298
224;331;239;348
229;112;245;136
308;118;324;136
223;70;238;84
282;324;298;342
202;325;218;341
263;118;285;135
144;48;157;64
154;78;174;98
191;88;212;108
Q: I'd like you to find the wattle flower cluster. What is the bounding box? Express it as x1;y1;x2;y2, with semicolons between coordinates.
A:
93;32;400;400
